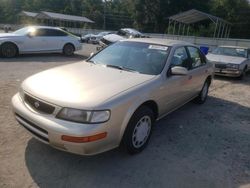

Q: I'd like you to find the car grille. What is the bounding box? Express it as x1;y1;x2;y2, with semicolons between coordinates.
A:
101;38;113;45
24;94;55;114
15;113;49;143
215;64;227;69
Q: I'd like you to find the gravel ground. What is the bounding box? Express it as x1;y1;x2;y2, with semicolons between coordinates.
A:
0;45;250;188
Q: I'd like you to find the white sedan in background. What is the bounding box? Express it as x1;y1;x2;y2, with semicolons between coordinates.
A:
207;46;250;79
0;26;82;58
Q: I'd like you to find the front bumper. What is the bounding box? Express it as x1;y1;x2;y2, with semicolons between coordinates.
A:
214;68;242;77
75;43;82;51
11;93;119;155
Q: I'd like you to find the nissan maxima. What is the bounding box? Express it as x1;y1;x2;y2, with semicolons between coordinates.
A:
0;26;82;58
12;38;214;155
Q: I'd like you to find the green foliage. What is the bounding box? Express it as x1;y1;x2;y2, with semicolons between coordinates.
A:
0;0;249;38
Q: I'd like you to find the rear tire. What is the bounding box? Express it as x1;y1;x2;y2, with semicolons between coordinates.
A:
63;44;75;56
1;42;18;58
194;80;210;104
122;106;155;155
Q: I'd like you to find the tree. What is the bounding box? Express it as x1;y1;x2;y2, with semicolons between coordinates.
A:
211;0;250;38
0;0;249;38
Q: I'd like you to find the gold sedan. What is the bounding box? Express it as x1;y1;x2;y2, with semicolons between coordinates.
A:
12;38;214;155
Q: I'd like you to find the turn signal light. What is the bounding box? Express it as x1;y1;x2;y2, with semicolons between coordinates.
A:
61;132;107;143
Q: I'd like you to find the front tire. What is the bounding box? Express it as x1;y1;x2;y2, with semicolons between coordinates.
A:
238;67;247;80
194;80;209;104
122;106;155;154
1;42;18;58
63;44;75;56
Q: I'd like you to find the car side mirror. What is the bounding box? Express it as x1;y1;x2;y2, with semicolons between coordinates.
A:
171;66;188;76
27;32;33;38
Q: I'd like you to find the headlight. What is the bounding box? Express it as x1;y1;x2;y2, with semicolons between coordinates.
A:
227;63;239;69
56;108;110;124
19;87;25;100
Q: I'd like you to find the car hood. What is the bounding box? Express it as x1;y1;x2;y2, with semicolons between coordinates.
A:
103;34;125;43
207;53;246;64
22;62;155;109
0;33;20;38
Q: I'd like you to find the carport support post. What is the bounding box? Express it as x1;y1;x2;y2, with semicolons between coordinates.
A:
182;24;186;35
217;21;222;38
173;21;176;35
213;19;218;38
224;24;228;38
168;19;171;34
178;23;181;35
221;23;225;38
187;25;190;36
227;26;231;38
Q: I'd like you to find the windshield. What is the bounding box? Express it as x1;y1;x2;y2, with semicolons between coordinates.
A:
98;32;109;36
117;29;142;37
89;41;169;75
13;27;38;35
13;27;30;35
211;47;247;58
125;28;142;35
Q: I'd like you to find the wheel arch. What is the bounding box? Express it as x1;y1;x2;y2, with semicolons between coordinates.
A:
137;100;159;120
244;64;248;70
63;42;75;51
118;99;159;144
0;41;19;54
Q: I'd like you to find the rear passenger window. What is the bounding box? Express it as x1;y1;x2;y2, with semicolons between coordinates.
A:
170;47;190;69
34;29;46;36
51;29;68;36
187;47;206;69
35;29;68;37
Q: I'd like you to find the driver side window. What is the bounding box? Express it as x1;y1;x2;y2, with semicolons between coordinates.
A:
170;47;190;69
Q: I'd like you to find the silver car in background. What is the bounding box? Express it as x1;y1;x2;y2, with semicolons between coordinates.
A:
81;32;112;44
0;26;82;58
99;28;147;48
207;46;250;79
12;38;214;156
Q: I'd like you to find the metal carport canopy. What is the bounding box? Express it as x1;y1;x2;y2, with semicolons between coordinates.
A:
169;9;229;24
19;11;38;18
168;9;232;38
36;11;94;24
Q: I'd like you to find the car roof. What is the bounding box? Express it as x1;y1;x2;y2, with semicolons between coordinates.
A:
219;45;249;49
23;26;62;30
123;38;194;47
121;28;142;34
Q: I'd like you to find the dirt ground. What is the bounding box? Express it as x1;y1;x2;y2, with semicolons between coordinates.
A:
0;45;250;188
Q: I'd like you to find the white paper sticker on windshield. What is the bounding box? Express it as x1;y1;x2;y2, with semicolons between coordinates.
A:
149;45;168;51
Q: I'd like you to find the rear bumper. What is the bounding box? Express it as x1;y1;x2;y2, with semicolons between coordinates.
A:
214;68;242;77
11;93;119;155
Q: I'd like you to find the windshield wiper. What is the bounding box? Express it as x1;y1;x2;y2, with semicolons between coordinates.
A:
106;65;139;73
86;60;96;64
106;64;123;70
